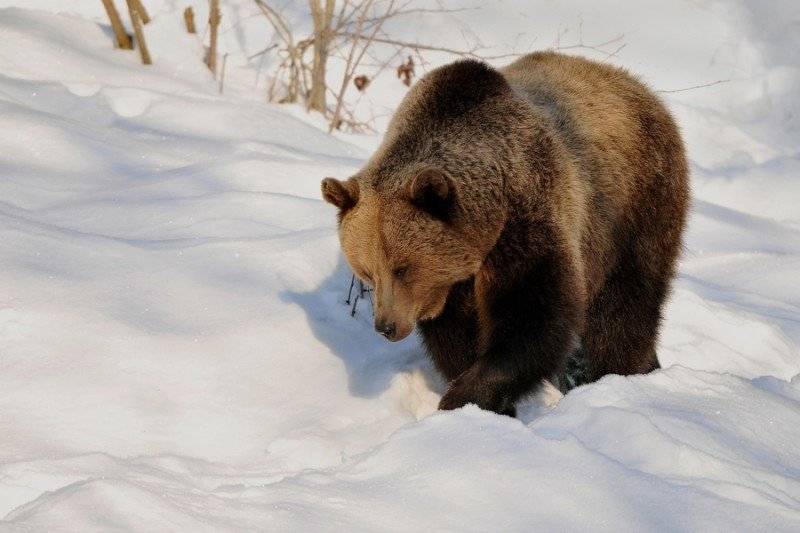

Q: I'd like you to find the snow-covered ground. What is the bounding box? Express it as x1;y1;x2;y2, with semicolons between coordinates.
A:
1;1;799;530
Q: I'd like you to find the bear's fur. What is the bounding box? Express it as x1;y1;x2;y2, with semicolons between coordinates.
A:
321;51;689;416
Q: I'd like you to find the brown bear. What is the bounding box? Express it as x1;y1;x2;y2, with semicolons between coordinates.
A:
321;51;689;416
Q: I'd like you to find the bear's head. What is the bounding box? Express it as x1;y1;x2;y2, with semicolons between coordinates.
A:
322;168;491;341
322;60;529;341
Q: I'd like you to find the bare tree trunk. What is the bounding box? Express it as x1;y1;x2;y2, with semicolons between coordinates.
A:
101;0;132;50
307;0;335;113
125;0;151;64
183;6;196;33
207;0;221;75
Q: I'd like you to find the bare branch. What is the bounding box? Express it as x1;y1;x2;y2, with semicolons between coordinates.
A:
252;0;529;131
335;32;520;60
657;79;730;94
248;43;278;60
330;0;384;132
549;19;626;62
254;0;294;46
350;5;475;30
254;0;306;103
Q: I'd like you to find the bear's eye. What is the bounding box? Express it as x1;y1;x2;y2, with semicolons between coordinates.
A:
393;266;409;280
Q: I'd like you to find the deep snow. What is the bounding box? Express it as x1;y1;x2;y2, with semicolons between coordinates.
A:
0;1;799;531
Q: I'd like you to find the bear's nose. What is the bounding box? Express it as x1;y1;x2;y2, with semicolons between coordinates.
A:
375;320;396;340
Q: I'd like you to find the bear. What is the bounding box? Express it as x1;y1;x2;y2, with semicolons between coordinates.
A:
321;51;689;417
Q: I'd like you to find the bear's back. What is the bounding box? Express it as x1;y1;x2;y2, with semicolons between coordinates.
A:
501;51;688;295
501;52;680;205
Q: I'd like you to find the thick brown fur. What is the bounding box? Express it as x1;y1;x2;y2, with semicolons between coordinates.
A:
322;52;689;416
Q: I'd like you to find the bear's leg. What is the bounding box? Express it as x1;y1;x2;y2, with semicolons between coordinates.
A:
438;249;585;416
582;250;671;382
417;279;480;381
578;111;687;382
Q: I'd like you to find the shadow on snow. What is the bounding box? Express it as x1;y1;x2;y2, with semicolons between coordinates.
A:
281;255;443;400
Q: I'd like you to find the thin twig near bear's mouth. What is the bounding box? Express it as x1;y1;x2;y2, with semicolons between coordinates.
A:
345;273;373;317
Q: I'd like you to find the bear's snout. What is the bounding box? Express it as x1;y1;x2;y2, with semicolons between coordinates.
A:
374;320;397;340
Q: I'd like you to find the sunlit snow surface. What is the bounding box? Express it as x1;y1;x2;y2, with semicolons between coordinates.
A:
0;2;799;531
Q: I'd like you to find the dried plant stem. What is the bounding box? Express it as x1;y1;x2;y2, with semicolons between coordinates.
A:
207;0;221;74
183;6;196;33
125;0;151;64
100;0;132;50
129;0;150;24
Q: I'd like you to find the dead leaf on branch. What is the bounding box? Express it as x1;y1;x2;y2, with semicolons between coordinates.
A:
396;56;414;87
353;75;370;91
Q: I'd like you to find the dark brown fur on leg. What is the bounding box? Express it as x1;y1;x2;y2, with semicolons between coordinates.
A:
437;222;585;415
583;251;668;381
418;279;480;381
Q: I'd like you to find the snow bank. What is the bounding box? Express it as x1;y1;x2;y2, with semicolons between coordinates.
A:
0;1;799;531
3;371;800;531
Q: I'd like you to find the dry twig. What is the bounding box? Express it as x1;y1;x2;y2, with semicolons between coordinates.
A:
657;79;730;94
254;0;307;102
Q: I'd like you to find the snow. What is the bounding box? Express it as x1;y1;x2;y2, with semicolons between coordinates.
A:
1;1;799;530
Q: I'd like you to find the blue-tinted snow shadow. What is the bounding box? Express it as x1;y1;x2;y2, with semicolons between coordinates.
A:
281;255;443;400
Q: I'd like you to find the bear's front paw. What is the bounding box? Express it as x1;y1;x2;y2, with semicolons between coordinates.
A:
438;372;515;416
438;386;472;411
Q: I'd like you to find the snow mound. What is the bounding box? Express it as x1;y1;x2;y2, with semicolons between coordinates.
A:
1;3;799;531
3;370;800;531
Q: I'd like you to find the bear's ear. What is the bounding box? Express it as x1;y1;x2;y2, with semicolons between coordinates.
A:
407;168;456;220
321;177;359;212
